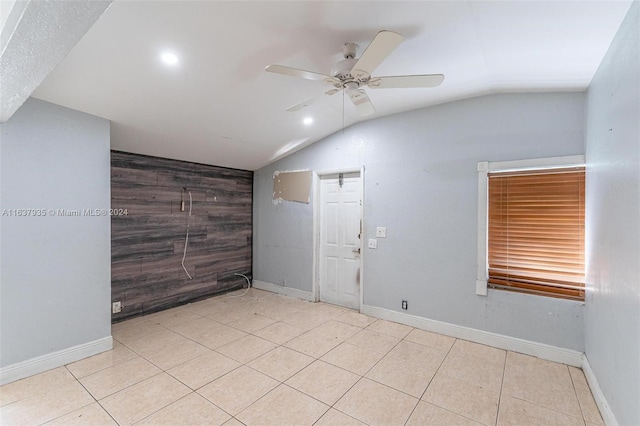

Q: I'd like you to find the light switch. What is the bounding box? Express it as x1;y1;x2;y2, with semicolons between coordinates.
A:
376;227;387;238
368;239;378;249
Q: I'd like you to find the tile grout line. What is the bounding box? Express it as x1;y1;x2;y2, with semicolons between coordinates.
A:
504;394;590;425
62;364;122;426
567;364;590;426
225;309;375;425
504;354;591;424
141;316;259;426
493;349;509;426
418;335;457;399
416;338;496;426
111;314;246;425
404;336;461;425
184;299;362;424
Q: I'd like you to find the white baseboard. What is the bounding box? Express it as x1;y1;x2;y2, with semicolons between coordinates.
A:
361;305;583;367
582;354;617;426
252;280;315;302
0;336;113;386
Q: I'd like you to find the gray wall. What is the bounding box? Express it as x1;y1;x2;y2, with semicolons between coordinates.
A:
0;98;111;367
584;2;640;425
254;92;586;351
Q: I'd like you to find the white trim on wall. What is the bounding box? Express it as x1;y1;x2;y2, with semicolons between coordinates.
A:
362;304;584;367
476;161;489;296
0;336;113;385
582;354;618;426
475;155;586;296
359;165;365;311
252;280;315;302
312;172;321;303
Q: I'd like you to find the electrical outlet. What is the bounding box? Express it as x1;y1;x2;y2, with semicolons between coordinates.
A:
112;301;122;314
376;227;387;238
402;300;408;310
368;239;378;249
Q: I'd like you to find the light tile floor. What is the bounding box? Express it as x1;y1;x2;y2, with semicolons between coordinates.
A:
0;288;604;426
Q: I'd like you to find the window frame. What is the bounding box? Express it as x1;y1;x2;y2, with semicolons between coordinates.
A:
476;155;585;297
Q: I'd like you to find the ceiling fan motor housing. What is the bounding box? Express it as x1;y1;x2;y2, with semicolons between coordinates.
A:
342;42;358;59
331;57;357;80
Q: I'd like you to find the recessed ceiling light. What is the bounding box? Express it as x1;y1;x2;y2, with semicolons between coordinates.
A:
160;52;178;65
303;117;313;125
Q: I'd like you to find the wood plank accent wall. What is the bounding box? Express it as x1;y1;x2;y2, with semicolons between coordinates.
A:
111;151;253;322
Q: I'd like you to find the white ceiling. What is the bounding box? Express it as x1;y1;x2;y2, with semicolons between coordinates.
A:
32;0;631;171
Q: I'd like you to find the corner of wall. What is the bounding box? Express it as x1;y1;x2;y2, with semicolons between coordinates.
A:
581;354;618;426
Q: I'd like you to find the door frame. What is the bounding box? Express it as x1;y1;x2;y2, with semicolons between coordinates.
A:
312;166;365;311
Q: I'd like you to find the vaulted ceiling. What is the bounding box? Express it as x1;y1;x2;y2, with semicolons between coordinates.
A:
29;1;632;170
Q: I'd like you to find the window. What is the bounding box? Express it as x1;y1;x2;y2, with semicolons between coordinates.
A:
476;156;585;301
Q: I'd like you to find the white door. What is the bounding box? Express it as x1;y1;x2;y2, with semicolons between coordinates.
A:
318;172;362;309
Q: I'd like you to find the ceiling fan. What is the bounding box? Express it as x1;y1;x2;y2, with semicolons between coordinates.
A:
265;30;444;116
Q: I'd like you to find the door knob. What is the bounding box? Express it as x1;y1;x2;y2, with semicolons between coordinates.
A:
352;248;361;254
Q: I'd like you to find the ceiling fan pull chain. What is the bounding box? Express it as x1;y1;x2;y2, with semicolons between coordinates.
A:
342;88;345;133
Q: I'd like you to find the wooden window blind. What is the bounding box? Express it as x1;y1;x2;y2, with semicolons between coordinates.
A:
487;167;585;301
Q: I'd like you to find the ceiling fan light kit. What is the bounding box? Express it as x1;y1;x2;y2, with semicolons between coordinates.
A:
265;30;445;117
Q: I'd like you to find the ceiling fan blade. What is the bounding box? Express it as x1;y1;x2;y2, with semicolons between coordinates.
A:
351;30;403;80
368;74;445;89
347;89;376;116
265;64;338;85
